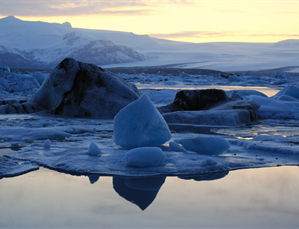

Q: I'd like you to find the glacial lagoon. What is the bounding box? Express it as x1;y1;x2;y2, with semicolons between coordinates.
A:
1;166;299;228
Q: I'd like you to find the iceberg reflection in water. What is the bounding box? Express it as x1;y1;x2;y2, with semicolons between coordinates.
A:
113;176;166;210
0;167;299;228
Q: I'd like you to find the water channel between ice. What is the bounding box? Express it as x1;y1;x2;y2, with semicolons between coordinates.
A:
136;84;281;97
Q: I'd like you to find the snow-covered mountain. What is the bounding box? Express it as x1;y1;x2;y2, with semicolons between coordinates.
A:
0;16;147;68
274;39;299;47
1;16;299;71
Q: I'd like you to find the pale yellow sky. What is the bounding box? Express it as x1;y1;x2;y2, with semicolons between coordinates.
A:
1;0;299;43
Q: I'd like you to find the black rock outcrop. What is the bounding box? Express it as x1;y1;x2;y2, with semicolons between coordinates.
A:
159;89;230;113
160;89;260;126
28;58;140;118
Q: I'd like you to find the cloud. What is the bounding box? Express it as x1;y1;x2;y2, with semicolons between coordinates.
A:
275;11;298;15
0;0;194;17
249;33;299;37
149;31;238;39
149;31;299;39
217;9;245;14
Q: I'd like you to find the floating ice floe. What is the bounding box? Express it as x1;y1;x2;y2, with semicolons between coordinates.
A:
248;86;299;119
1;115;299;177
160;89;259;127
272;85;299;100
114;94;171;149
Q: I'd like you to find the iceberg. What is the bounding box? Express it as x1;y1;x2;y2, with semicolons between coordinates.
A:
114;94;171;149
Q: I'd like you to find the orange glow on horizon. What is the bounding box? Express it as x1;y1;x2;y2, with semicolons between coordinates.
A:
1;1;299;43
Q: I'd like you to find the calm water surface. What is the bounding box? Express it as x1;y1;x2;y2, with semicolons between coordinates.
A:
0;85;297;228
0;166;299;229
136;84;280;97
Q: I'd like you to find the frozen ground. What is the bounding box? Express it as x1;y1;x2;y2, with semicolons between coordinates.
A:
1;68;299;178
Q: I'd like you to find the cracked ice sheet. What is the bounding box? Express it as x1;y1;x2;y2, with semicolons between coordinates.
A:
4;132;299;177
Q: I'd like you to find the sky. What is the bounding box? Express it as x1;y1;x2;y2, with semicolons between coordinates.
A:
1;0;299;43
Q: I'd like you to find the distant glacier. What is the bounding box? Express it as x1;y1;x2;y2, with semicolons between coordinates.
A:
1;16;299;71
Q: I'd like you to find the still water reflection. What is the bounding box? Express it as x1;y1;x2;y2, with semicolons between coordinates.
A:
0;167;299;228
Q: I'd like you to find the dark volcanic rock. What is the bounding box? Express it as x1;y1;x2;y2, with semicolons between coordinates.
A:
159;89;230;113
160;89;260;126
29;58;140;118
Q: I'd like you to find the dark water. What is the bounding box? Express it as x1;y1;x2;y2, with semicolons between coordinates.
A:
0;166;299;228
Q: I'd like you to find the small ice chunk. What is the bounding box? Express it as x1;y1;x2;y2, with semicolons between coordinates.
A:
88;142;102;156
241;71;253;77
202;158;218;166
177;136;230;155
0;66;10;74
126;147;167;167
228;75;241;82
32;72;45;86
169;141;186;152
11;142;21;147
273;85;299;100
114;94;171;149
43;139;51;148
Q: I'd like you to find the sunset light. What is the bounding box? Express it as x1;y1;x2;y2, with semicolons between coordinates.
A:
1;0;299;43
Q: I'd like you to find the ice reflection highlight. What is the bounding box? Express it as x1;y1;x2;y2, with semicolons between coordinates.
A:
137;84;280;97
212;119;299;139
